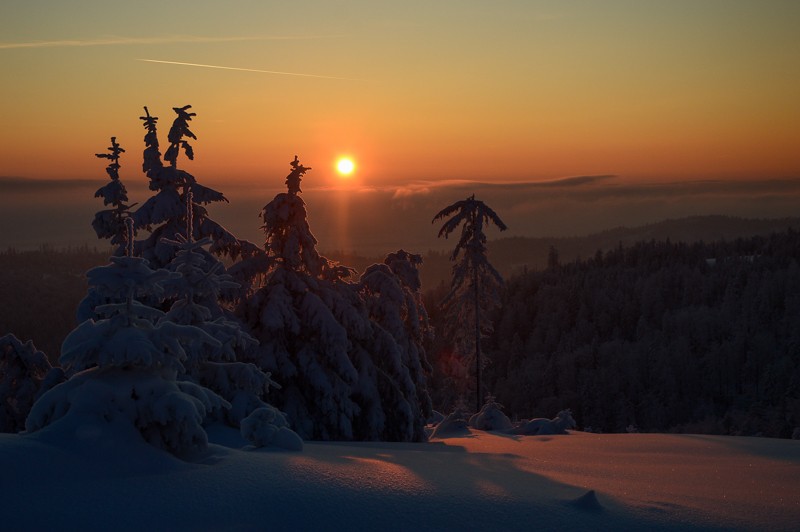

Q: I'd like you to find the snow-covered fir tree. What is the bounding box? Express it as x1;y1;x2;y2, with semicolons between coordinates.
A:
239;158;432;441
159;205;296;438
0;334;64;433
26;244;229;457
92;137;135;256
76;223;173;322
132;105;259;266
360;250;434;441
433;195;507;412
239;157;359;439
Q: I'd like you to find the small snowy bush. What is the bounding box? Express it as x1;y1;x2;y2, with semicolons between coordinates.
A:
511;409;577;436
468;396;513;432
240;406;303;451
429;405;471;439
0;334;64;433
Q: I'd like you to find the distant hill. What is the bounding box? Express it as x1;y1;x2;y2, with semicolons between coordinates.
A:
406;215;800;289
489;215;800;275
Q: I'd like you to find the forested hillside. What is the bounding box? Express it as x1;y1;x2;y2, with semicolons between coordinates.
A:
5;222;800;439
485;229;800;438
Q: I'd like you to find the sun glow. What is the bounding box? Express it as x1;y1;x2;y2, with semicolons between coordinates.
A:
336;157;355;177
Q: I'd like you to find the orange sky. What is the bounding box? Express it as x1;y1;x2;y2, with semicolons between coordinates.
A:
1;1;798;189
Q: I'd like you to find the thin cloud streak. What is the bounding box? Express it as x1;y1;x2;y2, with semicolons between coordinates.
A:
137;59;369;81
0;35;338;50
389;175;616;199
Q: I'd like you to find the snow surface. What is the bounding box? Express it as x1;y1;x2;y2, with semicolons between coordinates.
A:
2;427;798;531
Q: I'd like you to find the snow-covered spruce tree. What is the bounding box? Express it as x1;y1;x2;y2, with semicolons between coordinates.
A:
239;158;430;441
26;240;229;458
159;206;300;446
360;250;434;441
0;334;64;433
239;157;359;440
132;105;259;267
433;195;507;412
76;219;172;322
92;137;136;256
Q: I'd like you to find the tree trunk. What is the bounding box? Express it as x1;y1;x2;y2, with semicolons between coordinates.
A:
474;264;481;413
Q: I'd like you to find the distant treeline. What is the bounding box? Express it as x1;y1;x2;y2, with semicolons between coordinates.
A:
481;229;800;438
0;245;110;362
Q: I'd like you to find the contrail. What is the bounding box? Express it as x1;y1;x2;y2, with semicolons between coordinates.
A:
0;35;339;50
137;58;368;81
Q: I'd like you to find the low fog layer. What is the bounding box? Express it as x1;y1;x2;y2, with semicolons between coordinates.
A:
2;175;800;254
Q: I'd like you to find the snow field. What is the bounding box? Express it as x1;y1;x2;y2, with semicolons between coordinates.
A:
2;427;798;531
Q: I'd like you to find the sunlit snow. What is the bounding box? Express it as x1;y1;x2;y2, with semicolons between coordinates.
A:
2;426;798;531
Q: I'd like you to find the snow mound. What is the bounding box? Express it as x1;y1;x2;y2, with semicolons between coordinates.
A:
568;489;604;513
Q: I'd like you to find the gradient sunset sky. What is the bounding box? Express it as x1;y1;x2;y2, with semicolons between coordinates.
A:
1;1;799;251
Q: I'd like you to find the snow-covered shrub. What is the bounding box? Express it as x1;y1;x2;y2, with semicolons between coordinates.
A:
429;405;471;439
511;409;577;436
240;406;303;451
468;395;512;432
0;334;64;433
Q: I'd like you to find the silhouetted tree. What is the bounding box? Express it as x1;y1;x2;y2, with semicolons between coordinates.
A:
92;137;135;255
433;195;507;412
239;158;432;441
0;334;63;433
238;158;359;439
133;105;258;266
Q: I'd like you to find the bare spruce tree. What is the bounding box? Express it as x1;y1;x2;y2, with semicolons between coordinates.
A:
433;194;507;412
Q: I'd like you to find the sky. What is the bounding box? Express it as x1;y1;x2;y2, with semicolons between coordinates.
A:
1;1;799;252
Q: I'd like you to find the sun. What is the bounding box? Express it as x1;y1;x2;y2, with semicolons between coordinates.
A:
336;157;355;177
